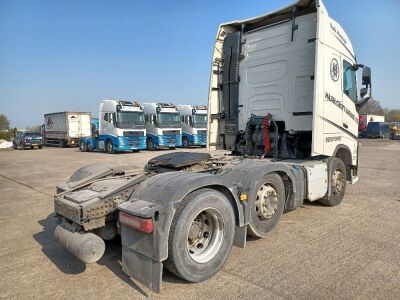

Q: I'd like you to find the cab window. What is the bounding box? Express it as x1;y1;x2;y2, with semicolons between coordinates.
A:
343;60;357;102
104;113;109;122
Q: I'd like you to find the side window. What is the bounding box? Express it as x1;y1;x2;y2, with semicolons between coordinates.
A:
145;115;149;123
181;116;184;122
343;60;357;102
104;113;109;122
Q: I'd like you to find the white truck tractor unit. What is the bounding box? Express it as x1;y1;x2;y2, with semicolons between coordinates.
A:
53;0;371;293
179;104;208;147
44;112;91;147
79;100;146;153
143;102;182;149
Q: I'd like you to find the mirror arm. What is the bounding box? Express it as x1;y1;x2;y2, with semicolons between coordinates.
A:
354;64;365;70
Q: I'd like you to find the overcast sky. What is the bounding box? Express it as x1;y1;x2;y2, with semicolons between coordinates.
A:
1;0;399;127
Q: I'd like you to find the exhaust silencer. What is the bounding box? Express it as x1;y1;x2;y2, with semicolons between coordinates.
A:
54;225;105;264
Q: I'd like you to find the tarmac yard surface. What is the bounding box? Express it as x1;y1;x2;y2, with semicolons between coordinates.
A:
0;139;399;299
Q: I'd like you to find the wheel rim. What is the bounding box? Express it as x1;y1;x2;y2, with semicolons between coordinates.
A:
187;208;224;264
255;183;279;221
332;169;345;195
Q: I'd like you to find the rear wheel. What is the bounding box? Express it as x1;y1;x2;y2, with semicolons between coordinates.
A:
319;158;346;206
165;188;235;282
248;173;285;238
12;142;17;149
146;138;155;151
79;141;88;152
182;137;189;148
105;140;115;154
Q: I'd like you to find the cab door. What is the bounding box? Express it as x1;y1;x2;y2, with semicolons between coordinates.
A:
102;113;112;135
341;56;358;138
341;55;359;166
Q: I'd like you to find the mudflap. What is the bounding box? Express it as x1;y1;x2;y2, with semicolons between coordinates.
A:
122;246;162;293
119;199;171;293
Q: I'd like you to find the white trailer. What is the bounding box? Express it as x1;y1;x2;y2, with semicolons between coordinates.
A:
44;112;91;147
53;0;372;293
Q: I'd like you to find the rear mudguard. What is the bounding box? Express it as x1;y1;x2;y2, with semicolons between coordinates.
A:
118;160;306;292
119;171;244;259
118;171;244;293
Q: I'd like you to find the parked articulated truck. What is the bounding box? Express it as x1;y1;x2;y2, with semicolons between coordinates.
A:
79;100;147;153
143;102;182;150
44;112;91;147
179;104;208;147
53;0;371;293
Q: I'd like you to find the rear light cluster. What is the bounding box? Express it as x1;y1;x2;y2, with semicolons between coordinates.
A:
119;211;154;233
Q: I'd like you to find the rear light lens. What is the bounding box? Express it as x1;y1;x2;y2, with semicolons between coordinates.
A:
119;211;153;233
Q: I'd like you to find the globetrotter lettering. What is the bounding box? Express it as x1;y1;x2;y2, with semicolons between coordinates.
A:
324;92;358;124
326;136;341;142
330;23;347;45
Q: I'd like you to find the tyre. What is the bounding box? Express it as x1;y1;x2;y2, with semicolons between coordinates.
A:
58;139;64;148
146;138;155;151
20;142;26;150
247;173;285;238
12;142;17;149
39;145;43;149
318;158;346;206
165;188;235;283
79;141;88;152
182;137;189;148
169;147;176;150
105;140;115;154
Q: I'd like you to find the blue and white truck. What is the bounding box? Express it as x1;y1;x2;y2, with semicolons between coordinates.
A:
79;100;146;153
143;102;182;150
179;104;207;147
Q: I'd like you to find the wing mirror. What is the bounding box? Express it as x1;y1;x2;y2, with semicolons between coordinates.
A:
356;65;372;108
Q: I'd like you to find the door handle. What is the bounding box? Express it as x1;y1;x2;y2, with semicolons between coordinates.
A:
343;123;348;129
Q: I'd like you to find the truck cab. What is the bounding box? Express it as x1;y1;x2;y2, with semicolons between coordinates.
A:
54;0;374;293
143;103;182;150
179;105;208;147
80;100;146;153
207;0;372;183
